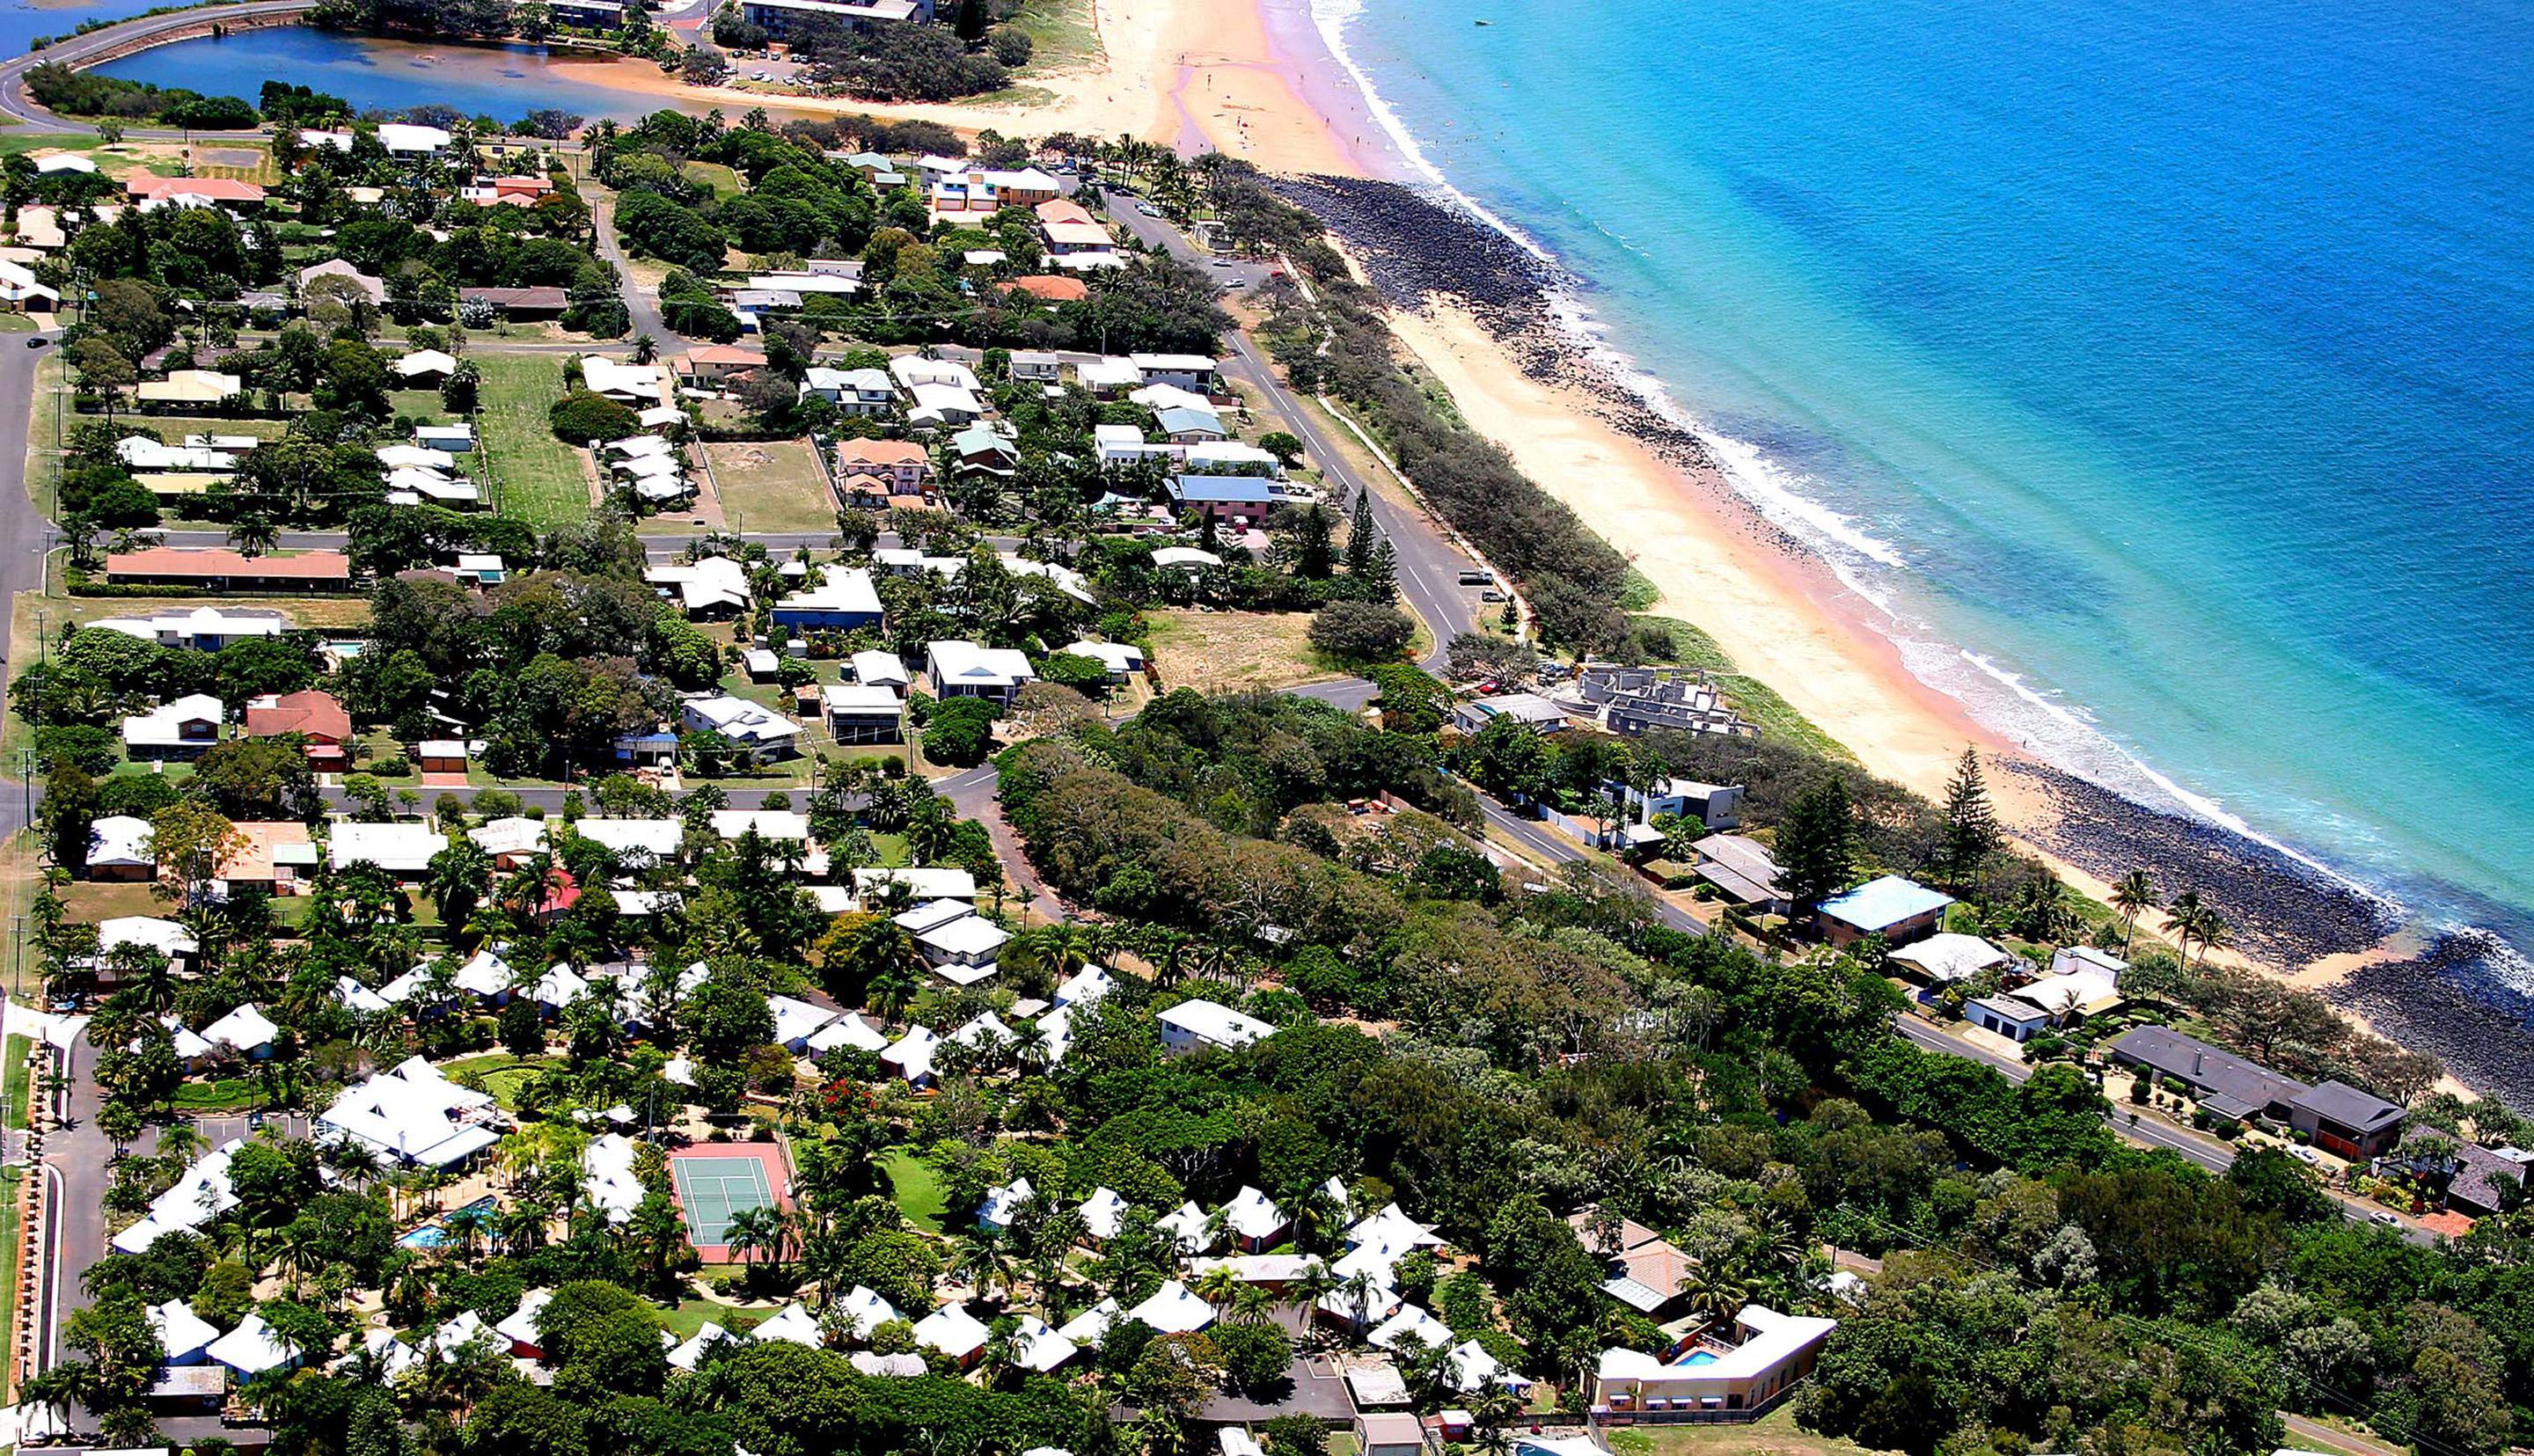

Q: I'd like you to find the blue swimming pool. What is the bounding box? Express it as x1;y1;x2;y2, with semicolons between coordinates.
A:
1675;1350;1719;1367
398;1226;447;1250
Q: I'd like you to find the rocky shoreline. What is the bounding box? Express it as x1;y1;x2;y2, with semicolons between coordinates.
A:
2339;933;2534;1109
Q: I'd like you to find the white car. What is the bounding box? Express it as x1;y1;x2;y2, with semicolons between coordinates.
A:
2370;1210;2401;1226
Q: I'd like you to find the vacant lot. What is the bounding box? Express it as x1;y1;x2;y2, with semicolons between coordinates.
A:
470;351;590;529
1145;609;1332;691
703;440;834;534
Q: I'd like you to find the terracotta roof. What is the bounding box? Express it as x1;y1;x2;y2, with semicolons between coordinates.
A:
838;440;931;466
106;547;351;582
1034;199;1095;226
462;285;569;309
216;821;312;883
686;345;767;367
127;175;266;203
995;274;1088;303
245;690;352;743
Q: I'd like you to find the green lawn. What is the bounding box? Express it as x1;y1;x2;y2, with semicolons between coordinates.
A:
681;160;744;198
701;440;836;535
441;1053;564;1110
661;1299;762;1339
470;351;591;529
173;1076;264;1111
1607;1408;1874;1456
880;1147;946;1233
1012;0;1103;70
4;1035;31;1131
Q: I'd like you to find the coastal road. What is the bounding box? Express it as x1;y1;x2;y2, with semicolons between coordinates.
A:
0;0;319;132
0;333;60;838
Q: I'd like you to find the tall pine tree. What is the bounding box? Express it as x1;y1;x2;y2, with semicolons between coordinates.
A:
1938;746;2000;895
1779;775;1856;910
1292;504;1335;578
1344;491;1377;575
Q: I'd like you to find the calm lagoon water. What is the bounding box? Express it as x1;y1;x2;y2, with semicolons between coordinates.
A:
1320;0;2534;985
92;25;666;124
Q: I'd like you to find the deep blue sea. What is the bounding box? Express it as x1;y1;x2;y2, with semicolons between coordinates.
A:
1317;0;2534;979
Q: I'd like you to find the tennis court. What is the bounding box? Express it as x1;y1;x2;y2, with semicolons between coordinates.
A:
666;1145;787;1251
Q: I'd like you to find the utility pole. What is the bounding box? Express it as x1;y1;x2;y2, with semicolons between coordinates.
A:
32;609;45;666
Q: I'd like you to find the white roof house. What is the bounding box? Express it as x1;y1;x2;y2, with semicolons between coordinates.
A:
1079;1187;1129;1240
392;348;459;380
86;815;156;873
831;1284;901;1341
890;354;982;393
913;1302;992;1361
121;692;224;750
768;993;840;1050
1009;1314;1079;1373
378;122;453;154
1125;1278;1216;1335
1077;356;1143;391
1060;640;1146;677
331;822;449;874
710;808;812;843
806;1013;890;1056
881;1024;943;1083
926;640;1037;699
1151;545;1224;570
1058;1297;1123;1348
1053;963;1115;1006
207;1312;302;1376
200;1003;278;1057
493;1291;552;1352
682;695;802;750
99;916;198;959
852;649;911;688
1158;1201;1215;1254
1593;1303;1839;1393
979;1176;1037;1232
1886;932;2011;984
648;556;753;614
1222;1186;1287;1245
919;916;1011;982
377;443;458;472
949;1011;1018;1055
1368;1302;1454;1354
317;1056;501;1167
150;1299;222;1364
582;1132;644;1225
1156;999;1277;1055
88;605;287;649
574;817;685;862
333;977;392;1016
752;1302;824;1348
669;1321;732;1372
469;816;548;860
771;569;885;626
113;1138;242;1253
582;355;670;404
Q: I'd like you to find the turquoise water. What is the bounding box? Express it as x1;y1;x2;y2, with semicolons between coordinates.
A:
1321;0;2534;973
94;26;670;123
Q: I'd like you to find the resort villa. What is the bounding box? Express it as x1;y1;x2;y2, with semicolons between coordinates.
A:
1589;1304;1838;1416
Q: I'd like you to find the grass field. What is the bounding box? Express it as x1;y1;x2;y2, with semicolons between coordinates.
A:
661;1299;761;1339
880;1147;946;1233
4;1035;32;1132
1145;610;1332;691
441;1053;563;1110
702;440;835;534
1606;1408;1874;1456
172;1075;265;1112
681;160;744;198
59;879;172;925
1013;0;1104;69
470;351;591;529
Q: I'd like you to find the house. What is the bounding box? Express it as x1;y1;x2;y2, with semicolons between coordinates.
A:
1965;994;2054;1043
1058;640;1146;682
32;151;97;176
582;355;671;406
391;348;458;384
1568;1210;1695;1314
1453;692;1571;735
112;1139;241;1252
1154;406;1229;444
1815;874;1952;946
1009;349;1062;382
831;1284;902;1341
2418;1136;2525;1218
2051;945;2128;981
769;994;841;1051
2010;966;2123;1021
114;436;237;474
1156;999;1276;1056
85;816;156;880
2290;1081;2409;1160
122;693;225;759
1166;474;1276;524
951;423;1020;474
881;1024;943;1085
418;740;469;772
1076;355;1142;392
2106;1025;2311;1124
770;568;884;632
1185;440;1285;475
1126;1278;1215;1335
852;650;912;691
978;1176;1036;1232
684;345;767;384
1615;777;1744;830
1689;834;1789;916
1008;1314;1079;1373
462;286;570;319
904;381;984;426
150;1299;221;1367
854;867;978;903
681;695;803;757
1886;932;2011;985
927;640;1037;704
551;0;626;27
105;546;353;593
417;423;477;453
1222;1186;1289;1252
298;257;389;307
647;555;752;616
214;821;315;899
1357;1412;1426;1456
201;1003;278;1059
1058;1298;1124;1348
825;684;904;745
317;1056;502;1167
1152;545;1223;571
1564;663;1757;738
913;1302;992;1365
126;174;267;209
1589;1305;1836;1415
803;366;897;416
806;1013;890;1057
330;822;448;876
469;816;549;869
207;1313;302;1379
242;689;354;770
914;911;1011;984
575;817;684;866
376;123;453;155
135;369;245;409
1130;353;1220;391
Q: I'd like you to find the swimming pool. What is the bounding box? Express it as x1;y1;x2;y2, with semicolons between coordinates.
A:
398;1226;447;1249
1675;1350;1719;1367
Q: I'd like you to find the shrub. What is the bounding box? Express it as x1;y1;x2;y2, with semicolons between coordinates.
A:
550;390;641;445
1308;599;1415;663
921;697;998;766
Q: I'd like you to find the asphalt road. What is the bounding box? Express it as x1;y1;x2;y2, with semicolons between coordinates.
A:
0;1;320;132
0;332;59;838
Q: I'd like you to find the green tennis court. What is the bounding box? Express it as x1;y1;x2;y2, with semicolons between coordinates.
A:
670;1154;776;1247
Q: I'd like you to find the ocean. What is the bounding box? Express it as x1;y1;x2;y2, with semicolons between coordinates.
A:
1314;0;2534;992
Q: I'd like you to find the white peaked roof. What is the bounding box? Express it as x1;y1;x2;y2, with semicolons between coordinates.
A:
114;1138;241;1252
342;1325;418;1379
1126;1278;1216;1334
831;1284;900;1341
378;122;452;152
753;1302;824;1348
1080;1187;1128;1240
1153;546;1223;572
1368;1302;1454;1353
331;821;448;874
86;815;155;868
852;1351;929;1376
575;817;684;860
1224;1186;1286;1241
393;348;458;378
949;1011;1016;1052
1596;1304;1836;1382
669;1321;731;1371
531;962;589;1007
648;555;752;612
913;1301;991;1359
582;1133;643;1225
978;1176;1036;1232
487;1290;549;1350
470;816;548;858
1058;1296;1122;1347
1447;1337;1525;1392
773;569;884;618
890;354;982;391
854;867;978;901
768;994;840;1047
896;898;973;935
582;355;666;399
153;1016;215;1062
806;1013;890;1055
709;808;810;842
927;640;1037;690
1322;1175;1354;1218
122;692;225;748
1190;1253;1326;1284
207;1312;299;1375
1033;1004;1075;1065
1132;382;1215;413
1887;932;2011;984
100;915;197;957
1010;1314;1079;1372
1158;1201;1214;1254
377;443;458;471
1348;1203;1444;1251
1156;999;1276;1050
882;1024;942;1080
317;1056;501;1167
150;1299;222;1363
201;1003;277;1053
1054;963;1116;1007
852;649;910;685
432;1311;496;1362
1062;640;1145;672
684;695;802;746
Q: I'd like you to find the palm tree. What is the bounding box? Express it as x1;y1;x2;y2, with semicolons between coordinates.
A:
632;333;658;364
955;1231;1015;1303
2167;888;2205;962
444;1203;498;1267
726;1204;787;1272
1675;1265;1750;1327
2189;906;2232;967
226;513;279;559
2110;869;2159;955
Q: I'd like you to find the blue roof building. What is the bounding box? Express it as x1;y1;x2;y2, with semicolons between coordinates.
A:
1167;474;1275;522
1815;874;1953;947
